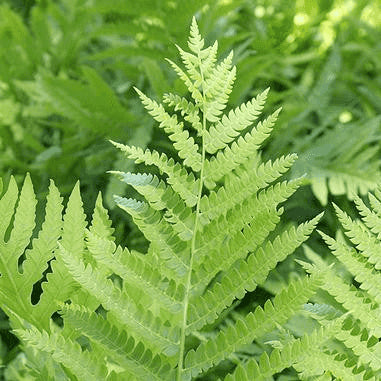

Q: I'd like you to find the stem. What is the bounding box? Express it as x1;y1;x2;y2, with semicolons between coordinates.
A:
177;55;206;381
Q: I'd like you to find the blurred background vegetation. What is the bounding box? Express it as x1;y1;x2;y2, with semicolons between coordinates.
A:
0;0;380;378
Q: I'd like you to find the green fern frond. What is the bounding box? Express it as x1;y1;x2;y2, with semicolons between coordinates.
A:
332;203;381;269
335;317;381;372
163;93;202;134
187;215;323;332
319;231;381;305
203;108;281;189
309;262;381;337
224;319;343;381
110;141;200;207
58;243;180;357
0;17;328;381
110;171;195;240
114;196;190;278
204;88;269;154
61;304;177;381
86;230;184;314
16;326;108;381
184;273;323;378
134;87;202;172
187;16;204;54
200;154;298;220
294;349;372;380
0;175;62;330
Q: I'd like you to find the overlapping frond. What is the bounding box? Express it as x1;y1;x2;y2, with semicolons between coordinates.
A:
61;304;177;381
184;273;323;378
224;319;343;381
302;186;381;380
58;243;180;357
17;326;108;381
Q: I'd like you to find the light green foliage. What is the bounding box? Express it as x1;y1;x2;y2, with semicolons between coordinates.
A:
0;18;329;380
301;187;381;380
0;4;380;380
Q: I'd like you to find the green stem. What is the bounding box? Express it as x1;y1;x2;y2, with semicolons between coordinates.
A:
177;53;206;381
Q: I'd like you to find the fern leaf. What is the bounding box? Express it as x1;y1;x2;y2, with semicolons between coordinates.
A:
0;176;19;239
200;154;297;220
134;87;202;172
310;263;381;337
114;196;190;277
354;194;381;239
163;93;202;134
86;230;184;315
294;350;373;380
204;88;269;154
320;231;381;305
187;16;204;54
224;320;343;381
36;182;86;320
17;326;108;381
89;192;115;240
333;203;381;270
203;108;281;189
58;244;180;356
184;273;323;378
61;304;177;381
110;171;195;241
165;58;203;103
203;52;236;122
188;215;322;332
0;176;63;330
195;179;302;269
110;141;200;207
335;317;381;371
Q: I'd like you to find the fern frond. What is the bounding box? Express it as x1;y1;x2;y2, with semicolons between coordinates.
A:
203;108;281;189
333;203;381;270
114;196;190;277
110;171;195;240
86;230;184;315
17;326;108;381
200;153;297;220
58;243;180;356
0;175;63;330
187;16;204;54
354;197;381;239
61;304;177;381
294;349;374;380
0;176;19;239
110;141;200;207
37;182;87;320
188;215;323;332
320;231;381;305
204;88;269;154
335;317;381;371
195;179;302;269
89;192;115;240
203;52;236;122
184;273;323;378
134;87;202;172
310;263;381;337
165;58;203;103
163;93;202;134
224;320;343;381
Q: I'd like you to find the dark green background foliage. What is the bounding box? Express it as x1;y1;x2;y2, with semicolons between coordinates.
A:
0;0;380;379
